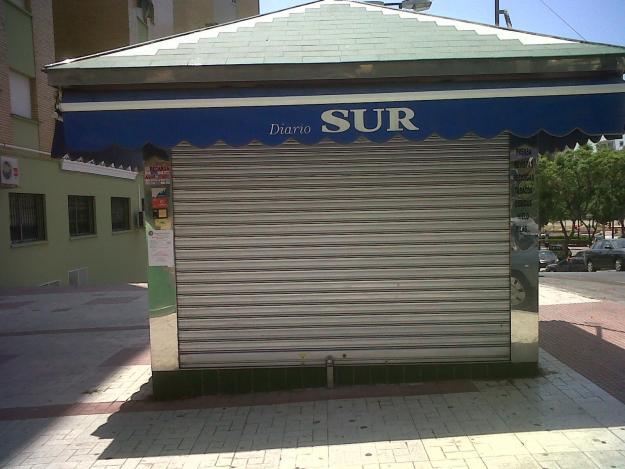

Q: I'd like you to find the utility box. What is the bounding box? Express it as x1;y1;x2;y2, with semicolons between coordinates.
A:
1;156;20;187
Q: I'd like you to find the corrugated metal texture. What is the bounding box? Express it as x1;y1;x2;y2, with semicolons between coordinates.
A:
172;135;510;368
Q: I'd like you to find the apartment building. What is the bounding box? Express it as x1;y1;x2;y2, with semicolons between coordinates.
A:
1;0;258;288
53;0;260;60
174;0;259;32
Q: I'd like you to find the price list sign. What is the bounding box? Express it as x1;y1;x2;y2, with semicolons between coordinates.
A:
509;143;539;313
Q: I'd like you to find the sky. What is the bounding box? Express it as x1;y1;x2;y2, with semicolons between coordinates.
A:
259;0;625;47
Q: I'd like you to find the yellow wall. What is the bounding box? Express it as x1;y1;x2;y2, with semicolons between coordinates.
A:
0;153;147;287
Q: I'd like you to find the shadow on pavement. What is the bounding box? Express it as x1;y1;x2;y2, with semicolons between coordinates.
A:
89;361;625;461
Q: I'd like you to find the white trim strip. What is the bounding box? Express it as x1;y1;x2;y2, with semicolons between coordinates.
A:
61;159;137;180
60;83;625;112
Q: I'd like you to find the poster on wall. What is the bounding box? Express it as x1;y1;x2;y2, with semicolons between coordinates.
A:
147;229;174;267
145;163;171;186
151;187;169;209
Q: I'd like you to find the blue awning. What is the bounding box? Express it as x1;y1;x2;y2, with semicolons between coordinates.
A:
54;80;625;158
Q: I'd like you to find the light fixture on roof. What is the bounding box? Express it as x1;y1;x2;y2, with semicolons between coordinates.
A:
401;0;432;11
374;0;433;12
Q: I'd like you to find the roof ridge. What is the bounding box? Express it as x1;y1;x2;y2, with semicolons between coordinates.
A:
45;0;625;75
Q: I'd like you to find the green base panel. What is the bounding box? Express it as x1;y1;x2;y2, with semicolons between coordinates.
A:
151;362;539;400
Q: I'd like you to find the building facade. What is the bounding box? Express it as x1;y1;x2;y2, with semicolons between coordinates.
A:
0;0;147;288
53;0;260;61
52;0;174;61
1;0;258;288
173;0;259;32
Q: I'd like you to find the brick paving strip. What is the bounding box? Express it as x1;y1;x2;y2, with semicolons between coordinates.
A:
83;296;141;305
0;283;147;296
0;301;34;311
540;299;625;404
0;380;476;421
0;324;148;337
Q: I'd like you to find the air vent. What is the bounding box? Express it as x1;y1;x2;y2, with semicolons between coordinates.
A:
68;267;88;287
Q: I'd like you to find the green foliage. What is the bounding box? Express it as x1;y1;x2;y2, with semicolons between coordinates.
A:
537;155;565;228
537;144;625;240
591;147;625;226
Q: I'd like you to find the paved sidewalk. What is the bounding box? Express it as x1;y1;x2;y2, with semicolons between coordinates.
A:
1;350;625;468
1;284;625;468
0;285;150;409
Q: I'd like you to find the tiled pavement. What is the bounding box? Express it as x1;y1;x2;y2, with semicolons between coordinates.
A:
0;285;151;409
0;284;625;468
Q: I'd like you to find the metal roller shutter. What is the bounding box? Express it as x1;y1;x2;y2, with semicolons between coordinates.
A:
172;135;510;368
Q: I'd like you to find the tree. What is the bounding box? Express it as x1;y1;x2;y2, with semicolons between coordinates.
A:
537;144;625;244
537;155;568;236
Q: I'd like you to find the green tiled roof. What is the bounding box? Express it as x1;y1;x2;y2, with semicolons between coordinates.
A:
48;0;625;70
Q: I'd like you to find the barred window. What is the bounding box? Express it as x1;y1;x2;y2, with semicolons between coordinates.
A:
111;197;130;231
9;193;46;243
68;195;96;237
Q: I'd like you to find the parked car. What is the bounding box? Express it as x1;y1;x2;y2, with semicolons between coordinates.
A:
539;249;558;269
586;238;625;272
548;243;572;259
545;251;587;272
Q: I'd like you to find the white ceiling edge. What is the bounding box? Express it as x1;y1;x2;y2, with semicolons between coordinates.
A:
61;159;137;180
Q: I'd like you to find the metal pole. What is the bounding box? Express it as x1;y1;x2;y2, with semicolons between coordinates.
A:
495;0;500;26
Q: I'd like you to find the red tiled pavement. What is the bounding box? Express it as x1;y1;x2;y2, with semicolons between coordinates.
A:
540;300;625;403
0;380;477;421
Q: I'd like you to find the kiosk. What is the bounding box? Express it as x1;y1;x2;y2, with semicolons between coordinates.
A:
46;0;625;398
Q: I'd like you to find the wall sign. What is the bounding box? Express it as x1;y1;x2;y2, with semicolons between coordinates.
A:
145;163;171;186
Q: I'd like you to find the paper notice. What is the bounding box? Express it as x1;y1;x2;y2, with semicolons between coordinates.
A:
147;229;174;267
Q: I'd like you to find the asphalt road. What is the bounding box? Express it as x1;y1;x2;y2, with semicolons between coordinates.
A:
540;270;625;304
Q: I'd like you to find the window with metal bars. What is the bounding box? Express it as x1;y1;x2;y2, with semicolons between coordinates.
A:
68;195;96;237
9;193;46;243
111;197;131;231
